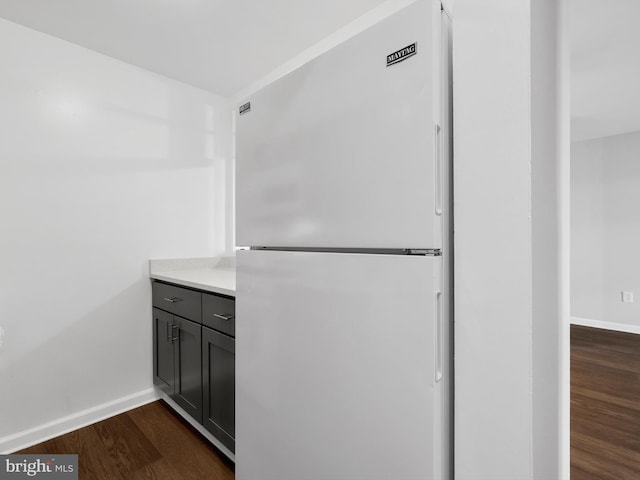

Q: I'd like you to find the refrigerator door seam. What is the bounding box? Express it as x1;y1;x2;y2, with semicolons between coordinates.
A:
246;247;442;256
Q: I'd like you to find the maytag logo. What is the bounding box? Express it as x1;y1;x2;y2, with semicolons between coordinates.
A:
1;455;77;479
239;102;251;115
386;42;417;66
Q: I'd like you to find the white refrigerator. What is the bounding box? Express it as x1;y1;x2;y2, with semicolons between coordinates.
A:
235;1;452;479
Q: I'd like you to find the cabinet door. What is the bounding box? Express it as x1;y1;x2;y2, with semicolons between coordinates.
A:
202;326;235;453
153;308;174;395
173;317;203;423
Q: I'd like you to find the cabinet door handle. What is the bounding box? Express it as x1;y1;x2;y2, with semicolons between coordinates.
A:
166;322;171;341
163;297;182;303
213;313;234;321
171;324;179;342
434;124;443;216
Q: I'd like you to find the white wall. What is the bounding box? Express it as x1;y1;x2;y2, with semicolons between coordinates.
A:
0;18;233;452
572;131;640;331
454;0;568;478
571;139;605;322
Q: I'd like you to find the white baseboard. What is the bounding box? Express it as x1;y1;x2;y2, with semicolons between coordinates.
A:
571;316;640;335
0;388;160;454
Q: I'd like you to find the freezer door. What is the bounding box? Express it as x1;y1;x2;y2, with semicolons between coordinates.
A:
236;0;442;249
236;249;448;480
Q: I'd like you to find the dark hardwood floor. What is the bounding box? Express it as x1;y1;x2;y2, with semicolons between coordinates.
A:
17;401;235;480
571;324;640;479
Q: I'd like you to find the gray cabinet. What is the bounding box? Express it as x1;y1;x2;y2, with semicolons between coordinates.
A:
173;316;203;423
203;322;235;453
152;280;235;453
152;282;203;423
152;306;203;423
152;308;175;395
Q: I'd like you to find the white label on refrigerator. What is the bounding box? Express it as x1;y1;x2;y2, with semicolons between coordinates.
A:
239;102;251;115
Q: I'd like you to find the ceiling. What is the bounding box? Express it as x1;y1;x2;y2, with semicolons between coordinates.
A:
0;0;390;97
0;0;637;141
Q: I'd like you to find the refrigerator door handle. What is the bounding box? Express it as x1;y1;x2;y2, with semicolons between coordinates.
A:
435;290;443;383
434;124;443;216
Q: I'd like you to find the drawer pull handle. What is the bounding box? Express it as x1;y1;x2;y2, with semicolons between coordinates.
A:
163;297;182;303
213;313;234;321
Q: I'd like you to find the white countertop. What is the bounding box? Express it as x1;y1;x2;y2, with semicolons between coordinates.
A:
149;257;235;297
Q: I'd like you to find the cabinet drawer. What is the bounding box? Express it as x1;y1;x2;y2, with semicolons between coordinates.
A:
202;293;235;337
152;282;202;322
